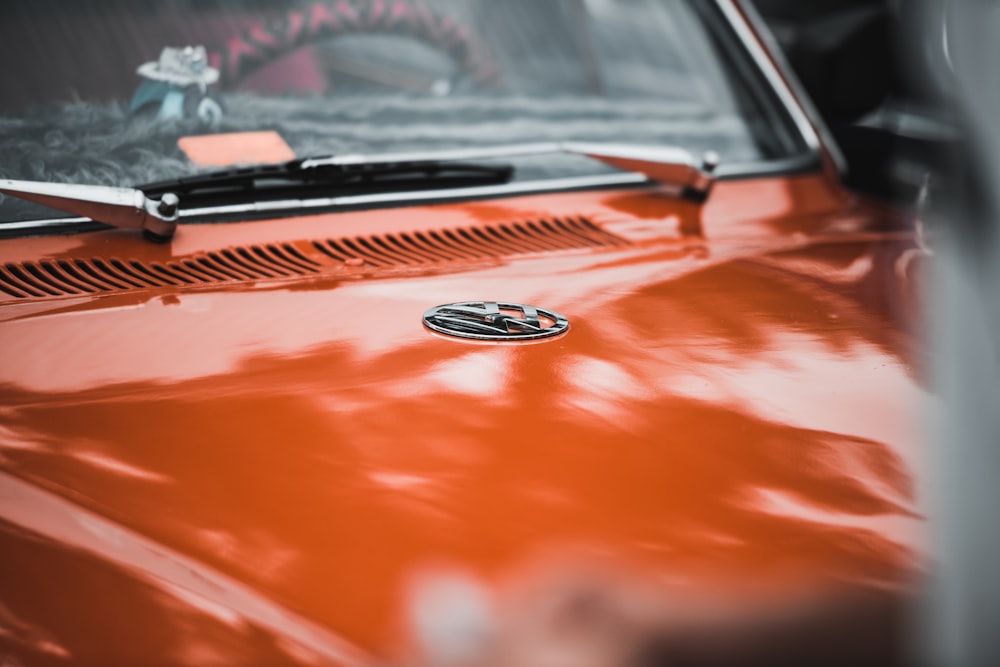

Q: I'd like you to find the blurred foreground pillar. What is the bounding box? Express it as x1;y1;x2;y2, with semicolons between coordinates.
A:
927;1;1000;665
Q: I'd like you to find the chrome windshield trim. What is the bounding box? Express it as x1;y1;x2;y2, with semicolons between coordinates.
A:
715;151;820;179
181;172;648;217
0;217;91;231
715;0;843;173
0;151;821;237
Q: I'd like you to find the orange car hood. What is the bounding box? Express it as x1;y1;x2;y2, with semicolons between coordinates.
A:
0;175;924;665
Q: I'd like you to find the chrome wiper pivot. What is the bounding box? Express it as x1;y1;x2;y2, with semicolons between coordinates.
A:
0;179;180;243
560;143;718;201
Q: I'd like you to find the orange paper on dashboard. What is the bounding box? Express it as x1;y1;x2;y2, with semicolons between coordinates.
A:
178;131;295;167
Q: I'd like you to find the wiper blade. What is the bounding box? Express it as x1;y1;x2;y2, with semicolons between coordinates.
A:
140;158;515;210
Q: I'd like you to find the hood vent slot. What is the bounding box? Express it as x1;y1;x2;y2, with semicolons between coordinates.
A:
0;217;626;300
312;217;625;267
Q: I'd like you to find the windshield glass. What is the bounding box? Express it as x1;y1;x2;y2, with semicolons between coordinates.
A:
0;0;812;224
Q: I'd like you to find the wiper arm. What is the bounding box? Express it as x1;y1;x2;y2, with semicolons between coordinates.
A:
563;142;718;201
302;141;718;201
0;179;180;242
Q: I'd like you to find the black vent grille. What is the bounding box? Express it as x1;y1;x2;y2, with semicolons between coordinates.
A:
0;217;625;300
313;217;624;268
0;244;322;298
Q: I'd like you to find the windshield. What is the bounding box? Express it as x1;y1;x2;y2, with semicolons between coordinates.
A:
0;0;813;224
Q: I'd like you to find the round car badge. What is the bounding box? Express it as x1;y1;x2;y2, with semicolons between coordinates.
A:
423;302;569;341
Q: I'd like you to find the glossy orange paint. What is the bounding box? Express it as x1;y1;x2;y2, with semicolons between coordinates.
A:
0;174;924;665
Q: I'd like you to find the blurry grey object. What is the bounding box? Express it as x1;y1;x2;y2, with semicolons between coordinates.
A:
129;46;222;127
925;0;1000;665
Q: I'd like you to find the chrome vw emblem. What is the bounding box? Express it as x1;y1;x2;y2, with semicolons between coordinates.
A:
423;302;569;341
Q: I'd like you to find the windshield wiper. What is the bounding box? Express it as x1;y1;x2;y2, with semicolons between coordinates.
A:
0;142;715;244
0;158;514;243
